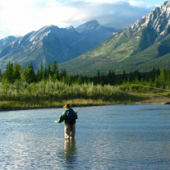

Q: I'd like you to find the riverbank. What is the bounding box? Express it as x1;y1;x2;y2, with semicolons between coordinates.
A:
0;93;169;111
0;99;127;111
136;98;170;105
130;92;170;105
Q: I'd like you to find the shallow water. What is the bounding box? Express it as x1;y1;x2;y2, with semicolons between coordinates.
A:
1;105;170;170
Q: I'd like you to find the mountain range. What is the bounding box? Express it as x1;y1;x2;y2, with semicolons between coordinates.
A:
0;1;170;75
59;1;170;75
0;20;117;72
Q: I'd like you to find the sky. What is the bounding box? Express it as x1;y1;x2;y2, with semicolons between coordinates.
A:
0;0;167;39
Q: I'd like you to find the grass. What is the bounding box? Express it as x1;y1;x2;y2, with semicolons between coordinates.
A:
0;80;140;110
0;95;143;111
0;80;169;111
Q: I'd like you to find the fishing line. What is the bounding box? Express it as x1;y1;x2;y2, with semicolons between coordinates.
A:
52;126;58;138
76;106;84;113
52;105;104;138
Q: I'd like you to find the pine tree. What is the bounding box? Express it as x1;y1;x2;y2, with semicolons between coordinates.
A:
37;62;44;81
3;61;14;83
20;66;26;82
44;67;48;79
0;69;2;82
107;70;112;84
108;70;116;85
61;76;66;84
51;60;59;78
47;63;52;77
25;62;36;83
97;70;100;78
13;63;21;81
77;75;82;85
123;70;127;82
67;75;72;85
53;73;57;82
60;68;67;80
168;69;170;89
159;69;166;88
154;73;160;87
149;77;153;87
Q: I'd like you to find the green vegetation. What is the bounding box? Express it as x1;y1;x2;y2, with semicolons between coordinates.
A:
59;28;170;75
138;26;154;52
0;60;170;110
0;80;130;109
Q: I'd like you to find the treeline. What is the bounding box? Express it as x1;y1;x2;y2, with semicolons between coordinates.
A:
0;60;89;85
1;60;62;83
89;68;170;90
0;61;170;89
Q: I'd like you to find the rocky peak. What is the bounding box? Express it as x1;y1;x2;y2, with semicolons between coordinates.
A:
161;1;170;12
66;26;75;30
124;1;170;42
28;25;61;42
0;36;16;48
65;26;77;34
76;20;100;33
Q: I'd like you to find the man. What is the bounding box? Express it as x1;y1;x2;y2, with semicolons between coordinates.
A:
54;104;78;139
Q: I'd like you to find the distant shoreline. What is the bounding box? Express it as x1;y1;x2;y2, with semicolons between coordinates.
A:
1;98;170;112
135;98;170;105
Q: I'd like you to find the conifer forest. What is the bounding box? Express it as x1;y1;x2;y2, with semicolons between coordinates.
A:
0;60;170;109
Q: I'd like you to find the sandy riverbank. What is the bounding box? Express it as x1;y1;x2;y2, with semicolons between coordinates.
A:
136;98;170;105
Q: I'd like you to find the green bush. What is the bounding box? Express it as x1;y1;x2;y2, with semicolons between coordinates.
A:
0;80;128;102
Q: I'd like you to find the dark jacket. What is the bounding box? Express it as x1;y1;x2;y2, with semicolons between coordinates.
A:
56;108;78;124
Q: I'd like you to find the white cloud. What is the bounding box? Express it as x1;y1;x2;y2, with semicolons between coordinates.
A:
129;0;147;7
0;0;156;39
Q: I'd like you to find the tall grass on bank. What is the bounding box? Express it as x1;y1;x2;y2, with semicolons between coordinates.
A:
0;80;130;109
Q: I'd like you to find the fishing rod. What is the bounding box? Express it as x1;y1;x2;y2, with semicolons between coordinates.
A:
76;107;84;113
53;106;84;138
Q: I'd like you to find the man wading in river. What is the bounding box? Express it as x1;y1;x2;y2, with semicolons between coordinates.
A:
54;104;78;139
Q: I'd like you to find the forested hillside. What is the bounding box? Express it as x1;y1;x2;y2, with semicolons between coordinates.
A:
1;60;170;89
0;60;170;110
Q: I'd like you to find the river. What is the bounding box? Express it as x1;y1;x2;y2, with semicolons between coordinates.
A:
1;105;170;170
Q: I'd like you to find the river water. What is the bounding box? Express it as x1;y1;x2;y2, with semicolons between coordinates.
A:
0;105;170;170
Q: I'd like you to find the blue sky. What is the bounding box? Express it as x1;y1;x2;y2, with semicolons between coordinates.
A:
125;0;165;5
130;0;165;5
0;0;167;39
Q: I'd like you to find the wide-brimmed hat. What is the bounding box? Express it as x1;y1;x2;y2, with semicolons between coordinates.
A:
63;104;70;108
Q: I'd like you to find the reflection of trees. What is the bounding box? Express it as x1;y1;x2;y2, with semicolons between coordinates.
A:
64;139;77;167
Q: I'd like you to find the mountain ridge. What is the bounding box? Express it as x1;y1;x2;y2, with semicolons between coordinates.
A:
0;20;117;71
1;1;170;75
0;36;17;48
58;1;170;75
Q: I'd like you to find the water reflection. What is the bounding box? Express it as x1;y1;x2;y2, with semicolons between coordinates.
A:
64;139;77;168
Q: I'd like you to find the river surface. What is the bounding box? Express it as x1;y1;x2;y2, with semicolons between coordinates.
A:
0;105;170;170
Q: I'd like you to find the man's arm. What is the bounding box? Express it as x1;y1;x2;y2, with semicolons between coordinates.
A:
54;111;66;123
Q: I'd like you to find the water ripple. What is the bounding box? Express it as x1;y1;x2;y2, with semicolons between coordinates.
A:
1;105;170;169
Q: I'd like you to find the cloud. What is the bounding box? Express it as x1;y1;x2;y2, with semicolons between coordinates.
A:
0;0;156;39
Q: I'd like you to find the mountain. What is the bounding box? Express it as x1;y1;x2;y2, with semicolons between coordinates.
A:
59;1;170;75
76;20;118;33
0;36;16;48
76;20;119;45
0;21;116;72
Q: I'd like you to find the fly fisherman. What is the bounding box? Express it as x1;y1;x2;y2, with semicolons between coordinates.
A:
54;104;78;139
